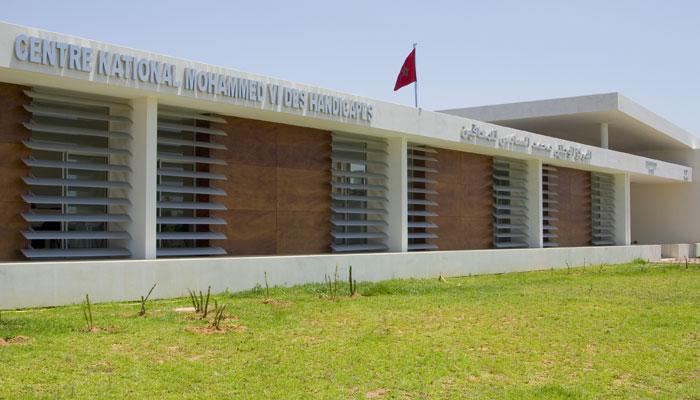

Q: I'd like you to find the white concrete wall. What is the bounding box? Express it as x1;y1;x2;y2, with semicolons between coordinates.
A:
614;173;631;245
525;159;544;248
385;137;408;252
0;246;660;309
632;149;699;245
128;97;158;258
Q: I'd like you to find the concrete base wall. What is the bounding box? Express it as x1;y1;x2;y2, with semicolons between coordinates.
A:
0;245;661;309
661;243;693;259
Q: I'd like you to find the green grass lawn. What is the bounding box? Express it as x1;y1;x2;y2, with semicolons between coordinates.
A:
1;262;699;399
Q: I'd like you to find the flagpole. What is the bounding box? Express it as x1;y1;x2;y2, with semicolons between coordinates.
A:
413;42;418;108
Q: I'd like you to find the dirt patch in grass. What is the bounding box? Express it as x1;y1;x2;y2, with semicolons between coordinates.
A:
0;336;31;346
263;298;292;307
184;325;247;335
365;388;388;398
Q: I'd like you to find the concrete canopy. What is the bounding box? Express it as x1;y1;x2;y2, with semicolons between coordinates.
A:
440;93;696;152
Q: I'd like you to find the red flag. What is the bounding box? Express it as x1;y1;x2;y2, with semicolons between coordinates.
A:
393;48;417;91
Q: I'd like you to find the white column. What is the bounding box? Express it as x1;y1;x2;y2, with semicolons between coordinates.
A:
614;173;631;245
129;97;158;259
525;159;544;248
385;137;408;252
600;122;609;149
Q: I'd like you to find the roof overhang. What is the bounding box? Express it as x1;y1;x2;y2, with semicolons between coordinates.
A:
440;93;696;152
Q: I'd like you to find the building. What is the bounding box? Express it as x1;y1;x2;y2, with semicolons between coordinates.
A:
0;22;694;308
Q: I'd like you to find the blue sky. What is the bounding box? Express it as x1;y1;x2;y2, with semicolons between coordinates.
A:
3;0;699;134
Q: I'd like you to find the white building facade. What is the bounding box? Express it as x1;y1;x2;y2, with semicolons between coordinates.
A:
0;22;692;308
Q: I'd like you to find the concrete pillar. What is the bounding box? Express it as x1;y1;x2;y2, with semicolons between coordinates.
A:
385;137;408;252
614;173;631;245
600;122;609;149
129;97;158;259
525;159;544;248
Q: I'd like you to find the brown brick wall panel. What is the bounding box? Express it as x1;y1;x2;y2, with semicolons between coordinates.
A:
211;116;331;256
276;128;330;170
430;149;493;250
554;166;592;247
213;210;277;255
213;164;277;211
276;211;330;255
276;168;330;213
0;83;30;261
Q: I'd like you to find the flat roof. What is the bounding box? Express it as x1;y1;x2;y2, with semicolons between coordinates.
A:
440;93;697;151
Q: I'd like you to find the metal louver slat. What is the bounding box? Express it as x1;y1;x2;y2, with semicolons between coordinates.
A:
331;207;388;215
542;164;559;247
408;210;437;217
331;133;389;253
333;194;388;202
156;107;229;258
23;139;131;157
22;194;131;206
157;153;227;165
156;247;227;257
331;243;389;253
331;232;388;239
408;232;438;239
157;201;226;210
493;157;529;249
331;219;388;227
23;177;131;189
332;182;388;191
330;156;389;167
407;145;437;154
22;230;131;240
408;199;437;206
22;87;133;260
407;143;438;252
591;172;615;246
158;109;227;123
24;104;132;123
157;169;226;180
157;121;227;136
22;248;131;259
408;243;438;251
157;185;226;196
331;170;388;180
157;216;226;225
22;212;131;222
24;121;132;139
157;137;228;150
331;144;388;155
157;232;226;240
24;89;132;110
22;158;132;173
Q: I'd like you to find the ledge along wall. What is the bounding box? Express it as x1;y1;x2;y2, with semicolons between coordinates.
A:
210;116;332;255
553;166;592;247
0;83;30;261
430;149;493;250
0;244;662;309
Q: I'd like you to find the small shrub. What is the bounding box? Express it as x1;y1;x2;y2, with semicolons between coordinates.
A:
211;300;227;330
324;265;340;299
348;265;357;297
188;289;202;312
264;272;270;300
202;286;211;319
81;294;94;332
139;284;157;316
187;287;211;316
